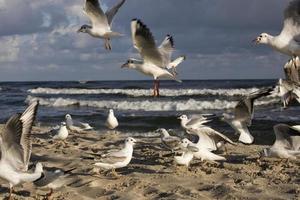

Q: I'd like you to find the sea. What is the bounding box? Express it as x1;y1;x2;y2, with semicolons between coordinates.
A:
0;80;299;134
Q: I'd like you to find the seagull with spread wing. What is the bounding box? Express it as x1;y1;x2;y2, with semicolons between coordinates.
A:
121;19;185;97
262;124;300;159
0;101;43;200
222;87;273;144
187;127;236;152
78;0;126;50
254;0;300;67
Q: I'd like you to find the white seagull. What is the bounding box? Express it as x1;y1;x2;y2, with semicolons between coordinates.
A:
0;101;43;199
174;139;198;167
278;79;300;108
187;126;235;152
78;0;126;50
53;122;69;141
178;114;215;133
180;138;226;162
65;114;93;133
121;19;185;97
222;87;273;144
254;0;300;66
94;137;136;176
156;128;181;152
262;124;300;159
34;167;75;199
105;109;119;131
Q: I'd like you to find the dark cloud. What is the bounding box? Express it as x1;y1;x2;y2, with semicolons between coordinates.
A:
0;0;291;81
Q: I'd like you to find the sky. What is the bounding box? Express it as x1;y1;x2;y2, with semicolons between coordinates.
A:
0;0;291;81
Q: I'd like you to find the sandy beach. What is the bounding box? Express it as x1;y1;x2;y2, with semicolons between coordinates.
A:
0;121;299;200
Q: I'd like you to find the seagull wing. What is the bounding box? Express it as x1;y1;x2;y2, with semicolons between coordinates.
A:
0;101;39;171
101;151;127;164
131;19;163;67
280;0;300;41
162;136;181;149
84;0;109;28
158;35;174;67
199;126;235;145
234;87;273;126
105;0;126;25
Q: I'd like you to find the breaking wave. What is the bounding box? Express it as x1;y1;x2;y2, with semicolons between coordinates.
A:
26;95;279;111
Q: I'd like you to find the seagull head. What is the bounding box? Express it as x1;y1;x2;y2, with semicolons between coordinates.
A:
35;162;44;173
125;137;137;146
109;109;114;114
253;33;271;44
65;114;72;120
77;25;92;33
155;128;169;137
180;138;192;149
178;115;188;122
61;122;66;126
121;58;141;69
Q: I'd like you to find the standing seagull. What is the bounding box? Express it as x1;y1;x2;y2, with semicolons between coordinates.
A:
156;128;181;152
0;101;43;200
121;19;185;97
65;114;93;132
105;109;119;131
94;137;136;176
254;0;300;66
78;0;126;50
53;122;69;141
222;87;273;144
262;124;300;159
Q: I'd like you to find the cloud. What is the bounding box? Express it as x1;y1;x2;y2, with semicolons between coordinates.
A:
0;0;290;81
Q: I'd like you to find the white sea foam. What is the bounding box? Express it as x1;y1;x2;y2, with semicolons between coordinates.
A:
28;87;279;97
26;95;279;111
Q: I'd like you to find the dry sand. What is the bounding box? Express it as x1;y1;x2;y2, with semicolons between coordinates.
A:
0;124;299;200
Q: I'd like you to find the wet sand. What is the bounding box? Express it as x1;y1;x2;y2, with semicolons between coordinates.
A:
0;122;299;200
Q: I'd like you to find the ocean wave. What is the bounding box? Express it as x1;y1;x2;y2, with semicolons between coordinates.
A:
28;87;280;97
26;95;279;111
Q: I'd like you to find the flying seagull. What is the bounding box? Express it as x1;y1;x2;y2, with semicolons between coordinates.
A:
222;87;274;144
278;79;300;108
254;0;300;67
156;128;181;152
122;19;185;97
78;0;126;50
284;57;300;83
0;101;43;200
178;114;216;133
262;124;300;159
94;137;136;177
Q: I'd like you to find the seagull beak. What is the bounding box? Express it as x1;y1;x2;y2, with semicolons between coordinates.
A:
77;28;82;33
252;37;259;44
121;63;128;68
